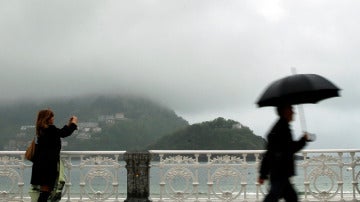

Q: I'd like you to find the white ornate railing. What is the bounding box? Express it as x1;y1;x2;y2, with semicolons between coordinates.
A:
149;149;360;202
1;150;360;201
0;151;127;202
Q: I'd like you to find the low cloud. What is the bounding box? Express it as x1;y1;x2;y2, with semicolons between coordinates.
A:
0;0;358;149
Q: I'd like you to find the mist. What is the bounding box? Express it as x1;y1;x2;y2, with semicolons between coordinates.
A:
1;0;359;149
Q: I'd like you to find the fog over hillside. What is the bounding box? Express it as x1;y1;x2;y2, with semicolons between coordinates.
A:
1;1;358;149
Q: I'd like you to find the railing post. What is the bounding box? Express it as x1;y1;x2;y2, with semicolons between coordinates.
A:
124;151;152;202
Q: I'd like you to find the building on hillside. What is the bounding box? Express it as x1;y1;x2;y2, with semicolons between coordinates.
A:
62;141;68;147
20;125;35;131
78;122;99;128
98;112;128;125
76;122;102;140
76;132;91;140
115;113;127;120
232;123;243;129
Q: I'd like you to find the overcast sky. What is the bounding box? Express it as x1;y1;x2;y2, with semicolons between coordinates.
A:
1;0;359;149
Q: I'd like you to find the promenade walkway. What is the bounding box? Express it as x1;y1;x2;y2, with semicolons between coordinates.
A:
1;149;360;201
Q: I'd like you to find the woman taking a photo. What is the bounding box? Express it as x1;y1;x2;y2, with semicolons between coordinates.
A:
30;109;78;202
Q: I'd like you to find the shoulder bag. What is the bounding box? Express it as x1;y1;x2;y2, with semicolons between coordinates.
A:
25;137;36;162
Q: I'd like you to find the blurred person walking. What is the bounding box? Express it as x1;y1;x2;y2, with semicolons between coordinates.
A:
256;73;340;201
257;105;309;202
30;109;78;202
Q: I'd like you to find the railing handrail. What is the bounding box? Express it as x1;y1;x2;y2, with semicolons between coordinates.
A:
2;149;360;155
150;149;360;153
149;149;265;154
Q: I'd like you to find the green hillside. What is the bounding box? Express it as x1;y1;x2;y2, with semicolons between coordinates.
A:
147;117;266;150
0;95;188;151
0;96;266;151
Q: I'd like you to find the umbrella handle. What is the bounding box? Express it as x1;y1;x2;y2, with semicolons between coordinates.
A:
297;104;307;133
291;67;307;133
297;105;318;142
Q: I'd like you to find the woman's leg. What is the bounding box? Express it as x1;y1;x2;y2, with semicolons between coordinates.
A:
37;185;51;202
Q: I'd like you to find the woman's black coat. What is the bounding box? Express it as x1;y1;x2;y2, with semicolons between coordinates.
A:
30;123;77;187
259;117;307;180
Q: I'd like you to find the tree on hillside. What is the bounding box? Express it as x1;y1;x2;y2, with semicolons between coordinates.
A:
147;117;266;150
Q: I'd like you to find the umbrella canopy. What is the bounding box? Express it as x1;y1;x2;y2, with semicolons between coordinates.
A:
256;74;340;107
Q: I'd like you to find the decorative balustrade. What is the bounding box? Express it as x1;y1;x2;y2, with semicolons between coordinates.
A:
0;151;127;202
1;149;360;201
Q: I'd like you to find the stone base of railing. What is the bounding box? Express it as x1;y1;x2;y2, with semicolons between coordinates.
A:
124;151;152;202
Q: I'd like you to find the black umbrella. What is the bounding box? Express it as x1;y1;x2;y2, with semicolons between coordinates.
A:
256;73;340;140
256;74;340;107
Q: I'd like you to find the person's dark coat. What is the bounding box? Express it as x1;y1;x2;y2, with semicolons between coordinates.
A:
30;123;77;187
259;117;306;180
